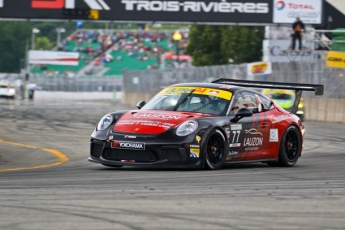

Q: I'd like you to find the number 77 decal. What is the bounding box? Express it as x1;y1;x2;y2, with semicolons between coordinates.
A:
231;131;240;143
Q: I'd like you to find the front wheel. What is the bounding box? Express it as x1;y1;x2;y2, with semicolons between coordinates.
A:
204;129;227;170
277;125;302;167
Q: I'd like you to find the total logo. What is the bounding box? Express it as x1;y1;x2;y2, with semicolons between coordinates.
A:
275;1;285;10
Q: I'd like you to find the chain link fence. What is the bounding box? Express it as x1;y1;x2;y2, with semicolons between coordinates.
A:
123;60;345;99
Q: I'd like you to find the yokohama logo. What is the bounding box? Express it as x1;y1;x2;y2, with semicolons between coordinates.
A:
31;0;110;10
112;141;145;150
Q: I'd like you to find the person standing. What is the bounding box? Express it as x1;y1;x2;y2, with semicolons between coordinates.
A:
291;17;305;50
26;81;37;101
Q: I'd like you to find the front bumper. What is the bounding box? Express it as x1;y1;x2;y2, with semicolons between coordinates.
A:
89;138;202;168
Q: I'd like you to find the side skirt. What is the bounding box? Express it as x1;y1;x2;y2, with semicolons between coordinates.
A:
225;158;278;164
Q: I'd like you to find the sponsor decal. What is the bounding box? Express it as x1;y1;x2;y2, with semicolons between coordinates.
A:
268;115;290;123
245;128;263;136
159;87;232;100
190;148;200;158
230;143;241;148
32;0;110;10
247;62;272;75
133;113;181;120
121;1;269;13
228;151;238;156
245;147;259;151
326;51;345;69
231;124;242;130
115;120;176;130
243;137;263;147
270;129;279;142
125;135;136;139
190;144;200;148
109;136;113;140
196;135;201;143
111;141;145;150
208;90;220;95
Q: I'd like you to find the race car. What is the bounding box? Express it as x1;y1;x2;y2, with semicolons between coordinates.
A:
0;83;16;99
262;89;305;121
89;79;323;170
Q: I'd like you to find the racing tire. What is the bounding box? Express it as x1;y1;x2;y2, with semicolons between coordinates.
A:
204;129;227;170
277;125;302;167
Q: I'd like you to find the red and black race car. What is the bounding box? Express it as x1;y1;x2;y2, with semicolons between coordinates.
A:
89;79;323;169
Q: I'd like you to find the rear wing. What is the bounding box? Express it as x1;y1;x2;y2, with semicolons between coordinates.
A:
212;78;324;114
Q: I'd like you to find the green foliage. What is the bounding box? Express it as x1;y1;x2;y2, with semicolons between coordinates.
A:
223;26;265;64
186;25;265;66
185;25;229;66
0;21;31;72
35;37;53;50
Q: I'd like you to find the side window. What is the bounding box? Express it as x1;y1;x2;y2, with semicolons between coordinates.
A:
258;94;274;111
230;92;258;115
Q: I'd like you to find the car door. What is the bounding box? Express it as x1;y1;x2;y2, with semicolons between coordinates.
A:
227;91;270;162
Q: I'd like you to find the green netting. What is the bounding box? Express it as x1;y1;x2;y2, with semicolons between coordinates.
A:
103;50;157;75
331;28;345;52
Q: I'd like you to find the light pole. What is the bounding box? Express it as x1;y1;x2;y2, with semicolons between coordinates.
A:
172;31;182;67
31;28;40;50
56;27;66;47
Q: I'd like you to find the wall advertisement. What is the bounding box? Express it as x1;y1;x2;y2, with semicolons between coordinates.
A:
262;39;317;63
0;0;273;24
29;50;80;66
273;0;322;24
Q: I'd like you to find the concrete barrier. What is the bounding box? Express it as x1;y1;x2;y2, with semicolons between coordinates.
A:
304;98;345;123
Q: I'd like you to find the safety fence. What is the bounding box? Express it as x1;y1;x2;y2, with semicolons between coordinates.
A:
123;59;345;99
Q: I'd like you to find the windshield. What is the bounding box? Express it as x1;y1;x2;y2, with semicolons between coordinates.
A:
141;87;232;115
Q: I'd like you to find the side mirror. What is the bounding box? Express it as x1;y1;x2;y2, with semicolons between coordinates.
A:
231;108;253;123
136;101;146;109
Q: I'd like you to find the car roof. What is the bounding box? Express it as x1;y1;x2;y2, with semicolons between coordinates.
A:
169;82;263;95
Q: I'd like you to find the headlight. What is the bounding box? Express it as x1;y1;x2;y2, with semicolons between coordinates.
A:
97;114;113;131
176;120;198;136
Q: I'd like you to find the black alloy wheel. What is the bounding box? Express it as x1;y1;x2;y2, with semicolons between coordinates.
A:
278;125;302;167
205;129;227;170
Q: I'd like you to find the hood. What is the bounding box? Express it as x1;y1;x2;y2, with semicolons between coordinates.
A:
113;110;208;134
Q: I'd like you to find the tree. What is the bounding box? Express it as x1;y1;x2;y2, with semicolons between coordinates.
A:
185;25;229;66
35;37;53;50
185;25;265;66
0;22;31;73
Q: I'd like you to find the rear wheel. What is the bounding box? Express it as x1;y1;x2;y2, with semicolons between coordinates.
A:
278;125;302;167
204;129;227;170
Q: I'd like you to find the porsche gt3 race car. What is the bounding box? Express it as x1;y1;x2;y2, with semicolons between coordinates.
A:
262;89;305;121
89;79;323;170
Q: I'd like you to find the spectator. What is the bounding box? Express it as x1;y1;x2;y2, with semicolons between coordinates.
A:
291;17;305;50
26;81;37;101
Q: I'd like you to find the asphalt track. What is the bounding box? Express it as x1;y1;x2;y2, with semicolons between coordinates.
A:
0;98;345;230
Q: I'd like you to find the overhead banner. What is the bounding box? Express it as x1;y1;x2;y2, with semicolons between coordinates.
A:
273;0;323;24
0;0;273;24
326;51;345;69
29;51;80;66
247;61;272;76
